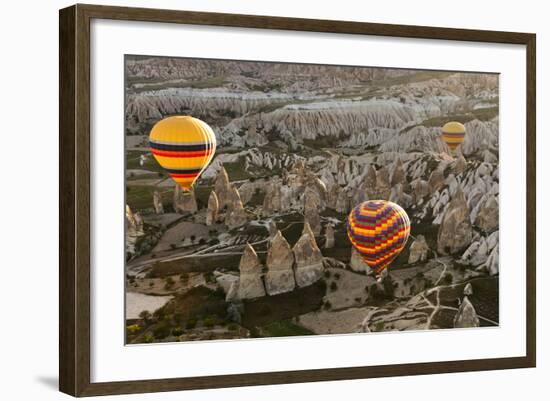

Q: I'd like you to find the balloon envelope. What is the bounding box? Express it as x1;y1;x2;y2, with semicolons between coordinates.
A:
347;200;410;275
149;116;216;191
441;121;466;152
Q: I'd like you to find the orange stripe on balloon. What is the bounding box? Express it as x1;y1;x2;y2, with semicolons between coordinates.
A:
151;149;213;158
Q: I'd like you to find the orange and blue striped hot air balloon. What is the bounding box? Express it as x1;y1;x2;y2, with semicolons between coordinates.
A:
347;200;410;276
149;116;216;191
441;121;466;153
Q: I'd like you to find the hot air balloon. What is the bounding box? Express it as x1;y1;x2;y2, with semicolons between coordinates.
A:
149;116;216;191
347;200;410;276
441;121;466;153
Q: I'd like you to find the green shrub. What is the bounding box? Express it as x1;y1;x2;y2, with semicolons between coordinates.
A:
171;327;184;336
143;334;154;343
164;276;175;289
139;310;151;322
185;318;197;329
330;281;338;292
443;273;453;285
374;321;385;332
126;324;141;335
153;324;170;339
204;316;216;328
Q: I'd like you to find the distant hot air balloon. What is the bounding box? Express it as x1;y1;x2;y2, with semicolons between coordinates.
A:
149;116;216;191
347;200;410;276
441;121;466;153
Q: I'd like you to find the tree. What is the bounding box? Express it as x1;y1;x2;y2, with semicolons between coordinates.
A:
139;310;152;323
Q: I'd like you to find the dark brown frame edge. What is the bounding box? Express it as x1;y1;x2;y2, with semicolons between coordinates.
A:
59;3;536;397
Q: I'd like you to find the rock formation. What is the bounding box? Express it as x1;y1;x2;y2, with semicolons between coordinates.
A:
214;166;232;210
474;195;498;233
264;231;296;295
350;247;371;274
453;152;467;175
453;296;480;328
389;184;413;209
125;204;144;256
463;282;473;296
226;197;248;229
437;189;473;255
364;164;378;199
374;166;391;200
173;185;198;214
408;235;430;264
413;179;431;203
227;185;243;213
206;191;219;225
304;190;322;235
153;190;164;214
390;158;406;187
244;125;268;147
214;271;240;302
428;168;445;192
237;244;266;299
335;187;352;213
324;224;335;249
293;223;324;287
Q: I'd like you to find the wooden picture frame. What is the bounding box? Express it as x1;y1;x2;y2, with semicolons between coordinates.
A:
59;3;536;397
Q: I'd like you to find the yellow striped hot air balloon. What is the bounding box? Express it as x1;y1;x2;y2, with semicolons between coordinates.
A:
149;116;216;191
441;121;466;153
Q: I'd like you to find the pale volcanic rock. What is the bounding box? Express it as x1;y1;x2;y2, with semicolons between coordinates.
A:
243;124;268;147
304;191;322;235
474;195;499;233
214;166;232;210
413;179;431;202
390;158;406;187
304;177;328;211
350;247;371;274
484;245;499;276
464;282;474;296
324;224;335;249
453;152;468;175
461;119;499;157
214;271;240;302
293;223;324;288
389;184;413;209
364;164;378;199
374;166;391;200
227;185;244;213
153;190;164;214
125;204;144;256
262;181;282;214
264;231;296;295
237;243;266;299
206;191;219;225
428;168;445;192
335;187;352;214
226;198;248;229
437;188;473;255
379;126;448;154
173;185;198;214
460;230;498;267
408;235;430;264
453;296;480;328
